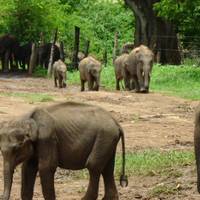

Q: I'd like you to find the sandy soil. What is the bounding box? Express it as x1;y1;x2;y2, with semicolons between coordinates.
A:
0;74;199;199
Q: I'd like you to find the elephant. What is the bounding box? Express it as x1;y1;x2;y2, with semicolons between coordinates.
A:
13;42;32;71
78;56;102;91
194;104;200;193
78;51;86;63
0;34;19;72
37;43;60;69
0;102;128;200
124;45;154;93
114;53;129;90
53;59;67;88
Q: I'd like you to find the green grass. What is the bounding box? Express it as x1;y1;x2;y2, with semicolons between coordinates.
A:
65;149;194;179
151;64;200;100
0;92;54;103
115;150;194;177
33;63;200;100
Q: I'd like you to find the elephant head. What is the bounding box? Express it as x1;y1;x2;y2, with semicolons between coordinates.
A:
0;119;37;200
135;45;154;93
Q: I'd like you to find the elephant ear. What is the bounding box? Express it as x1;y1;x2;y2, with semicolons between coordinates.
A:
23;119;38;141
31;108;56;140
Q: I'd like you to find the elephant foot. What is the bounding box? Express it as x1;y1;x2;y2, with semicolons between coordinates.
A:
102;195;119;200
81;196;97;200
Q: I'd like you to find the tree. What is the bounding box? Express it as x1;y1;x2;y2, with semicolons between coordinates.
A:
124;0;181;65
154;0;200;50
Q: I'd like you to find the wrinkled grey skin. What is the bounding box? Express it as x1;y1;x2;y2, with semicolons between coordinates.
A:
114;53;129;90
0;102;128;200
125;45;154;93
194;104;200;193
78;56;102;91
53;59;67;88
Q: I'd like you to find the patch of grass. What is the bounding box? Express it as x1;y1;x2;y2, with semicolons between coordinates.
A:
151;64;200;100
33;63;200;100
33;67;48;77
149;183;179;197
115;150;194;177
63;150;194;179
0;92;54;103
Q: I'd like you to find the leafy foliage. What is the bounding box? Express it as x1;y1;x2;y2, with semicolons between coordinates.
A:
154;0;200;49
0;0;134;57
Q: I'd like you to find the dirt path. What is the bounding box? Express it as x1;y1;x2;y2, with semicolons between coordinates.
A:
0;76;199;199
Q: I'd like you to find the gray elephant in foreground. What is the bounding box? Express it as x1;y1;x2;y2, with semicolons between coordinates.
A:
78;56;102;91
194;104;200;193
0;102;128;200
124;45;154;93
53;59;67;88
114;53;129;90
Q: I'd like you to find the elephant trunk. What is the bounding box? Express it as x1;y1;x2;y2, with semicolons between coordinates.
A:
62;72;67;88
2;157;15;200
94;76;100;91
143;71;149;93
195;109;200;193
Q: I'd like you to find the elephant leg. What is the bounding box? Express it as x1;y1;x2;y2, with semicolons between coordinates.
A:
39;167;56;200
58;76;63;88
133;76;140;92
116;79;120;90
38;140;57;200
21;158;38;200
81;80;85;91
88;78;94;91
93;81;99;91
54;77;58;87
81;170;100;200
4;51;10;72
102;154;118;200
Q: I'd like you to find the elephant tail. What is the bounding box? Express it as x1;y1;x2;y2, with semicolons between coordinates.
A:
194;106;200;193
119;126;128;187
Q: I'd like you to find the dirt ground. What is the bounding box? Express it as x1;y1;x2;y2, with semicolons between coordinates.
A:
0;74;199;199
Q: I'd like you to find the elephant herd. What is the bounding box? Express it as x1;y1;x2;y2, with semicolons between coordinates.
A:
54;44;154;93
0;34;61;72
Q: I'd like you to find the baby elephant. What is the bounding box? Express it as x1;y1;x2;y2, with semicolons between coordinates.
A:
114;53;129;90
0;102;128;200
53;59;67;88
78;56;102;91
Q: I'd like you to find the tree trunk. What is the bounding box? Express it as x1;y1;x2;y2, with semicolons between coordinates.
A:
72;26;80;70
113;32;120;63
125;0;181;65
103;49;108;67
47;28;58;77
28;43;37;75
59;41;65;62
84;40;90;57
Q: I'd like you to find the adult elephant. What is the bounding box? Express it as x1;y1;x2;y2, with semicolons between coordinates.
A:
124;45;154;93
0;34;19;72
0;102;128;200
37;43;60;69
13;42;32;71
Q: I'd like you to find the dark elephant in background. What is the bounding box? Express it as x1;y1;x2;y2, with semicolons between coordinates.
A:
53;59;67;88
78;56;102;91
0;34;19;72
13;43;32;71
0;102;128;200
37;43;60;69
124;45;154;93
